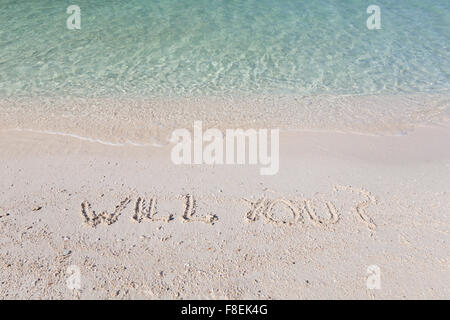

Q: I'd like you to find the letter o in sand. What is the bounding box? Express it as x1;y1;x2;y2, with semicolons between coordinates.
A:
264;199;302;225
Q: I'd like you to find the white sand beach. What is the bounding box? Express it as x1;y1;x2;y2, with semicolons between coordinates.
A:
1;120;449;299
2;0;450;302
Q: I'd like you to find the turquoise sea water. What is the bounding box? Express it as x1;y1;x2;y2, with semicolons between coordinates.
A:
0;0;449;97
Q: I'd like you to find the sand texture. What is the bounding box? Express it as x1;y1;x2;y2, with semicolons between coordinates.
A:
0;125;449;299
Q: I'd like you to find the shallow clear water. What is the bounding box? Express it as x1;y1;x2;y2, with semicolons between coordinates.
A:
0;0;449;97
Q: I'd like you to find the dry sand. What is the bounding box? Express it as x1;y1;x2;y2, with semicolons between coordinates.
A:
0;123;449;299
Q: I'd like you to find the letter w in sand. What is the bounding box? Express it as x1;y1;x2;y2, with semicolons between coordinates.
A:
81;197;131;227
